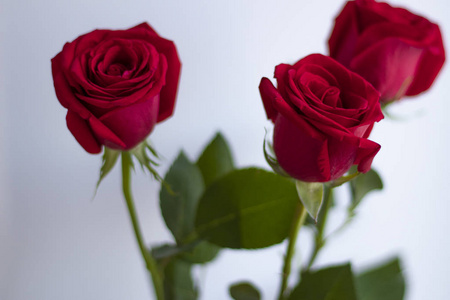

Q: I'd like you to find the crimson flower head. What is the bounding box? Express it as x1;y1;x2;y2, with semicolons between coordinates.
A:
52;23;181;153
328;0;445;103
260;54;383;182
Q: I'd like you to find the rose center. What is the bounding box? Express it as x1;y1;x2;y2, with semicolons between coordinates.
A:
322;86;342;108
107;63;129;77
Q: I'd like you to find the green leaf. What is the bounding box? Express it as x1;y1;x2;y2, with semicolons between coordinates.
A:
152;244;186;261
152;241;220;265
95;147;120;191
163;258;198;300
350;168;383;210
229;282;261;300
356;257;405;300
196;132;235;187
194;168;299;249
180;241;221;264
295;180;324;221
289;264;357;300
160;152;205;243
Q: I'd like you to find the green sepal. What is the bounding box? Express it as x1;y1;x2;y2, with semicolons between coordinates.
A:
129;141;165;182
160;151;205;244
196;132;235;187
194;168;299;249
229;281;261;300
328;171;360;188
289;263;358;300
295;180;324;221
263;131;290;177
94;147;120;195
356;257;405;300
350;167;383;211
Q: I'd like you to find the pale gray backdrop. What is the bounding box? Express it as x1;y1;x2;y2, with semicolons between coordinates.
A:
1;0;449;299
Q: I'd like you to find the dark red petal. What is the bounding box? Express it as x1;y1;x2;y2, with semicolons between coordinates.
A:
350;38;423;101
328;1;360;67
66;111;102;154
272;94;326;141
273;114;331;182
258;77;280;122
354;138;381;173
274;63;293;99
406;25;445;96
153;40;181;123
99;94;160;150
88;117;127;149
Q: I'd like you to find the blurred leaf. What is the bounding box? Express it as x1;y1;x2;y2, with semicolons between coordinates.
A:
356;257;405;300
152;244;186;261
229;281;261;300
180;240;221;264
196;132;235;187
289;264;357;300
195;168;299;249
350;168;383;210
163;258;198;300
160;152;205;243
152;241;220;265
95;147;120;191
295;181;324;221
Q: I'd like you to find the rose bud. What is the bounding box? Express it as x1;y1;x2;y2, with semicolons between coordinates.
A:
259;54;383;183
52;23;181;153
328;0;445;103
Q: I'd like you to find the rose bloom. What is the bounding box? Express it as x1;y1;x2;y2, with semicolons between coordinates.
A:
52;23;181;153
328;0;445;103
259;54;383;182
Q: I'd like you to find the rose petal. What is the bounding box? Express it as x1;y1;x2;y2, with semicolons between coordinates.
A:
350;37;423;101
273;114;331;182
66;111;102;154
328;1;359;67
258;77;280;122
99;94;160;150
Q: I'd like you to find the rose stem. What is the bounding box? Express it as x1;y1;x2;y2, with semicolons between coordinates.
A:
121;152;164;300
277;202;308;300
305;187;333;271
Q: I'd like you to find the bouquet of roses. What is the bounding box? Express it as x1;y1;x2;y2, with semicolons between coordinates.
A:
51;0;445;299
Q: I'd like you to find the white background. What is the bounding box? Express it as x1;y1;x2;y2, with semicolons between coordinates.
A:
1;0;449;299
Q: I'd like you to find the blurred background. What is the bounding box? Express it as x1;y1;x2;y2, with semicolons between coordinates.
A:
1;0;449;299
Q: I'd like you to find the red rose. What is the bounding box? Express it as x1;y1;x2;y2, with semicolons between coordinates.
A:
259;54;383;182
52;23;181;153
328;0;445;103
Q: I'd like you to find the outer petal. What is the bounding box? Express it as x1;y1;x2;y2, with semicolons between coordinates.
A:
354;138;381;173
350;38;423;101
154;43;181;122
328;1;360;67
125;23;181;116
258;77;280;122
99;94;160;150
406;25;446;96
273;114;331;182
66;111;101;154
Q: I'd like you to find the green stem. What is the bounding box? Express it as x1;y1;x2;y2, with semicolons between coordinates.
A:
277;203;308;300
121;152;164;300
305;187;333;271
